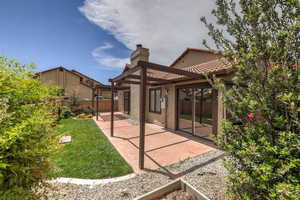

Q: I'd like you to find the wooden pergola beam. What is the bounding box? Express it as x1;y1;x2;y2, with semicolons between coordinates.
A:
111;60;201;83
117;80;141;85
110;65;141;82
115;87;131;91
138;61;201;78
151;69;232;86
96;85;129;91
118;79;158;86
151;77;201;86
127;74;166;82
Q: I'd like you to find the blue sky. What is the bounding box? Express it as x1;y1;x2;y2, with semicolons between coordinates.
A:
0;0;130;84
0;0;216;84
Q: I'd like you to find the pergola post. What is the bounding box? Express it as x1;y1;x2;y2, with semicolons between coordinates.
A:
139;65;147;169
200;89;204;124
111;81;115;137
192;89;196;135
92;88;95;110
96;88;99;120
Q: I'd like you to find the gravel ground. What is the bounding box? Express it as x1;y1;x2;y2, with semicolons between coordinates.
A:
41;150;228;200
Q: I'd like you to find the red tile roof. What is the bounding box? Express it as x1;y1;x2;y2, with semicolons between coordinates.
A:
148;59;231;81
181;59;229;74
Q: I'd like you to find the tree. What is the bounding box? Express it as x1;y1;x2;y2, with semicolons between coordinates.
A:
0;57;58;199
201;0;300;199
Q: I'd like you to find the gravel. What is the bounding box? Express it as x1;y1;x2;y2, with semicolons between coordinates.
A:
41;150;228;200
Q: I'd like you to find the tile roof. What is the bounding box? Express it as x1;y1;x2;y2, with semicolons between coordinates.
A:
148;59;231;81
178;59;229;75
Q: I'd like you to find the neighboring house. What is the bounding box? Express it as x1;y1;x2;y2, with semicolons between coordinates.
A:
115;45;232;141
38;66;111;100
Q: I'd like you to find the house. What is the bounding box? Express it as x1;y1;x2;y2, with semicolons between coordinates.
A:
38;66;111;100
114;45;232;141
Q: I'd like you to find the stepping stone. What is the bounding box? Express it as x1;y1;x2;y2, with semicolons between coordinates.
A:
60;136;72;144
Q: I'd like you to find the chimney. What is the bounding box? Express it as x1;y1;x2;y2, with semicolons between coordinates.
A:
130;44;149;66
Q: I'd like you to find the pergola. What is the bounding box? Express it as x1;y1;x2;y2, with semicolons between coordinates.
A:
108;60;211;169
93;85;129;120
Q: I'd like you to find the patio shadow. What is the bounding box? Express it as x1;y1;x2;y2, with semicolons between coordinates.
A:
94;116;219;175
143;152;225;179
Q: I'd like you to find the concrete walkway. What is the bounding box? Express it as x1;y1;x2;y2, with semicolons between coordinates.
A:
94;114;216;173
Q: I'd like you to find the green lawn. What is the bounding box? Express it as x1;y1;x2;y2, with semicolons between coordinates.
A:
180;114;213;125
50;119;133;179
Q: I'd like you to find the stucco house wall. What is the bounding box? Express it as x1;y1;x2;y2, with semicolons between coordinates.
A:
40;69;58;87
65;70;91;99
39;67;108;100
118;90;125;113
171;49;219;69
130;84;140;121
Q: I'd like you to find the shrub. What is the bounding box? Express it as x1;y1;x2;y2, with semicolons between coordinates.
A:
59;106;73;120
67;92;79;106
202;0;300;199
0;57;58;199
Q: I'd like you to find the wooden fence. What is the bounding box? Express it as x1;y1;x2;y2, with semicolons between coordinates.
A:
180;100;212;118
71;100;118;112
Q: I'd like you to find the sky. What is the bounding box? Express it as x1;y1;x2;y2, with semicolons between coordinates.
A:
0;0;217;84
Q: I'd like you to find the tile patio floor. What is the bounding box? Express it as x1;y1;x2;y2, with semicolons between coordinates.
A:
94;113;216;174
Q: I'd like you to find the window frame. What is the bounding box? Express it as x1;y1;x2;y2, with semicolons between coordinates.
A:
149;88;162;114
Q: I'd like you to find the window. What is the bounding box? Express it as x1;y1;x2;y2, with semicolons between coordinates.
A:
149;88;161;113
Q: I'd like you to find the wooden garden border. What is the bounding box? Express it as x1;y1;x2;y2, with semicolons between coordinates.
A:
134;179;210;200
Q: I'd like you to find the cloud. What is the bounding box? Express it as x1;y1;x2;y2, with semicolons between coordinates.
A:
91;43;130;69
79;0;217;65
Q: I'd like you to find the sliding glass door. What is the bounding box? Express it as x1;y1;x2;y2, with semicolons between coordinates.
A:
178;88;194;134
194;88;213;139
177;86;214;140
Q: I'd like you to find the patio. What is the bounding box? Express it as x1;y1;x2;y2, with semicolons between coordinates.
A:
94;113;216;175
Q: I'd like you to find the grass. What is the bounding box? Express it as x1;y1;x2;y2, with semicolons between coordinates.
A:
179;114;213;125
50;119;133;179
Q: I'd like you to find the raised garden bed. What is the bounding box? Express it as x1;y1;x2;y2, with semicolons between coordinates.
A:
134;179;210;200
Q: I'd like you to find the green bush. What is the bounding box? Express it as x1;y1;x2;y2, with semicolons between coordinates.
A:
0;57;58;199
202;0;300;199
59;106;73;120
